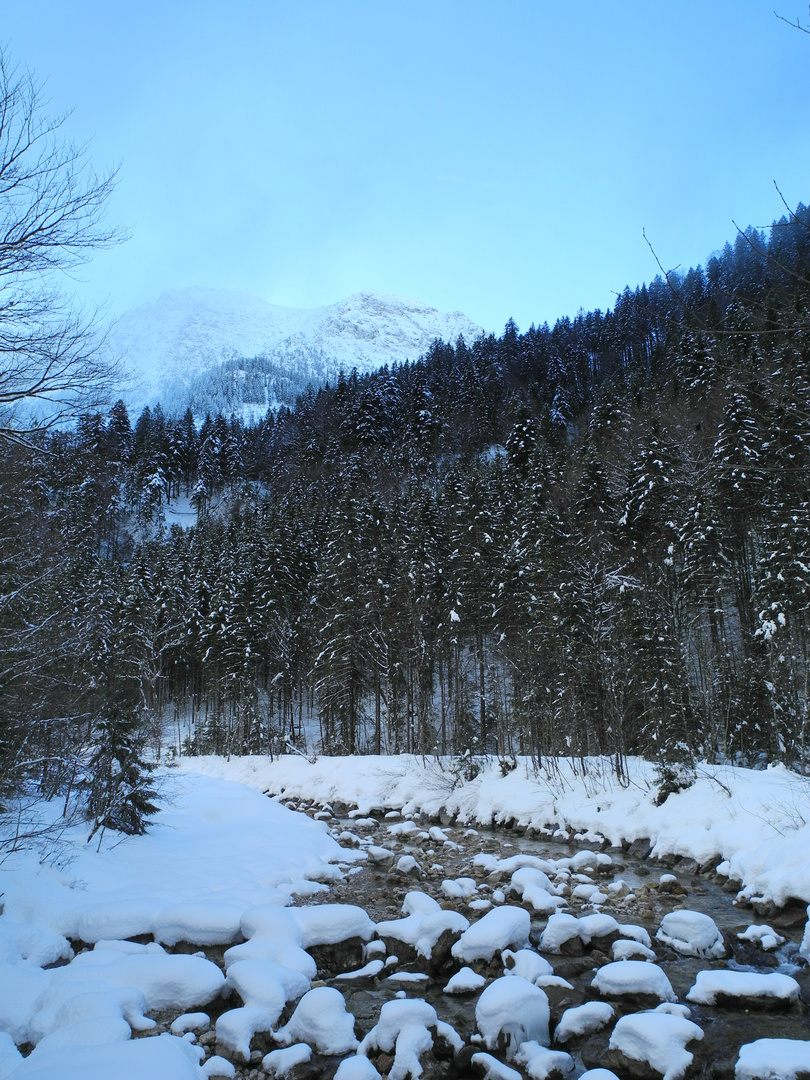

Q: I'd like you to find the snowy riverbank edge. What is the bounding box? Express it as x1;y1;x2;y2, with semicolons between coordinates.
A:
176;754;810;909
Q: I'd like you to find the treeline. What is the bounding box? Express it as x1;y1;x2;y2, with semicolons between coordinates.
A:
2;207;810;823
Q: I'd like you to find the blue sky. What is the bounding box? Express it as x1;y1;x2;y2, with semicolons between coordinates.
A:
5;1;809;334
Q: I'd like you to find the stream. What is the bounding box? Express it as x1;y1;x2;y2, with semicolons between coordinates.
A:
283;798;810;1079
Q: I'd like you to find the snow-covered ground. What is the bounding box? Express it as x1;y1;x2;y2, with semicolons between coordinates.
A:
1;755;809;1080
176;754;810;908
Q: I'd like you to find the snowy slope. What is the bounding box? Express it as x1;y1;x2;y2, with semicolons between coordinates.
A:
109;288;484;415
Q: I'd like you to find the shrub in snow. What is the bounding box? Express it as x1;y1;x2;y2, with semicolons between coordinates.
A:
452;906;530;962
554;1002;614;1044
275;986;358;1055
358;997;462;1080
590;961;676;1003
475;975;550;1057
263;1043;313;1077
608;1011;703;1080
685;970;800;1007
735;1038;810;1080
656;910;725;958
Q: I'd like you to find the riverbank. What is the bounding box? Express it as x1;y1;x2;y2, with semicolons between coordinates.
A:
175;754;810;911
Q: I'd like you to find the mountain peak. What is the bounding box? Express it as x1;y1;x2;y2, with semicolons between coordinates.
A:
110;288;484;417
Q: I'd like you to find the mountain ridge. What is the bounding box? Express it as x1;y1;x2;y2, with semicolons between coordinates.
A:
110;287;485;417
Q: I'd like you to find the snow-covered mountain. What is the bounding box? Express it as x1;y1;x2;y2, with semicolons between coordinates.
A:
110;288;484;418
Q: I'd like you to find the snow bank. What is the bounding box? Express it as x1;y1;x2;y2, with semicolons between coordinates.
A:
179;755;810;906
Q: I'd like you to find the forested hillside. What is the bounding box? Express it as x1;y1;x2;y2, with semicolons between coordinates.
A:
3;207;810;825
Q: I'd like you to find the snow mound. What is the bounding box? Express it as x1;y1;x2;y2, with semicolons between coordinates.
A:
475;976;550;1057
7;1032;205;1079
291;904;374;947
502;948;553;984
514;1040;575;1079
275;987;358;1055
554;1002;614;1043
737;925;785;951
359;998;462;1080
609;1011;704;1080
443;966;487;994
735;1039;810;1080
591;961;676;1002
216;1006;274;1062
686;970;800;1006
377;891;468;958
225;959;309;1020
656;910;725;958
262;1043;312;1077
452;906;530;962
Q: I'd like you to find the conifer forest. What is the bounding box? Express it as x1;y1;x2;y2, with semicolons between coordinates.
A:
3;207;810;821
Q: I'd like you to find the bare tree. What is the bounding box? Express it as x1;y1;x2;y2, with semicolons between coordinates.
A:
0;47;125;443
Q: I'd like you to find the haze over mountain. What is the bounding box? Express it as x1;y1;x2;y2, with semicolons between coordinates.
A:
110;287;485;418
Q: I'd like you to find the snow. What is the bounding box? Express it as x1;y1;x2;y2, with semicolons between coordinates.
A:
685;970;800;1006
591;961;676;1002
333;1056;382;1080
8;1034;205;1080
291;903;374;947
215;1006;274;1062
111;287;484;415
358;998;462;1080
471;1053;523;1080
609;1012;704;1080
735;1039;810;1080
737;925;785;951
443;966;487;994
514;1041;575;1079
475;976;550;1056
225;958;309;1019
377;891;469;958
800;907;810;961
275;987;358;1055
262;1044;312;1077
501;948;553;983
656;910;725;958
200;1057;234;1079
170;1014;210;1035
181;755;810;908
451;906;530;962
553;1002;614;1043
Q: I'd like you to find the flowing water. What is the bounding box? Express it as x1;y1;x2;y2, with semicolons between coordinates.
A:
290;803;810;1079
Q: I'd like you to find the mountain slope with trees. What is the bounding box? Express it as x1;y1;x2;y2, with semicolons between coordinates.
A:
3;204;810;840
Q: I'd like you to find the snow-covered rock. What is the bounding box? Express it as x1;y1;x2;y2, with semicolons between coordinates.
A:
737;925;785;952
685;970;800;1008
275;987;358;1055
262;1043;313;1077
735;1038;810;1080
475;976;550;1056
358;997;462;1080
452;906;530;963
607;1011;704;1080
443;966;487;994
591;961;676;1003
377;891;468;960
216;1006;274;1062
291;903;374;947
514;1041;575;1080
656;910;725;958
502;948;554;984
553;1002;614;1044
